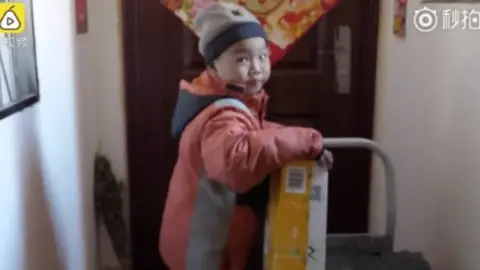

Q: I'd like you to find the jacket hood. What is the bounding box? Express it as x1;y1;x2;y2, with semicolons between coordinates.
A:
171;71;268;138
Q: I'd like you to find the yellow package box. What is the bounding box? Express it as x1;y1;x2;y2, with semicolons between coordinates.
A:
264;160;328;270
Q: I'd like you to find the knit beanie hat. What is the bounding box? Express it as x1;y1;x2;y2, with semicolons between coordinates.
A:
193;2;266;65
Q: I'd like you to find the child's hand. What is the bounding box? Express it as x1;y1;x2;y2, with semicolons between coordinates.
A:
317;149;334;170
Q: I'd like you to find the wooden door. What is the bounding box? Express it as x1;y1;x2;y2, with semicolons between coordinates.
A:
122;0;379;269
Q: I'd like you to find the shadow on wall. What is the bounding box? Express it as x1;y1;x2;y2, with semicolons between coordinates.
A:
16;114;62;270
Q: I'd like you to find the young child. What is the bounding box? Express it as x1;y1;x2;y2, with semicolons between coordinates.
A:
160;2;333;270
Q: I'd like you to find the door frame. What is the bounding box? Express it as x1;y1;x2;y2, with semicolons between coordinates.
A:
121;0;380;266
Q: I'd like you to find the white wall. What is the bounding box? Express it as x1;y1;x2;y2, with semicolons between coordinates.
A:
0;0;90;269
371;1;480;269
0;0;126;269
80;0;128;268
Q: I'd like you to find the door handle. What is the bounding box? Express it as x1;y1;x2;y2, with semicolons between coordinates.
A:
333;25;351;94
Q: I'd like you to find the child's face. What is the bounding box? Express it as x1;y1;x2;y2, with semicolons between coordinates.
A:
211;37;271;95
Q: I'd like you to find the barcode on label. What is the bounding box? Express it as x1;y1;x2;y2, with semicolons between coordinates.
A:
286;166;307;194
311;185;322;202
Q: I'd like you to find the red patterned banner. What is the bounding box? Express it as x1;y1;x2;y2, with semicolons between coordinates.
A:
75;0;88;34
162;0;339;64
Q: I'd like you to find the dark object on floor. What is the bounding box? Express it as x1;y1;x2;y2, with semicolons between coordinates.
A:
326;235;431;270
94;154;130;270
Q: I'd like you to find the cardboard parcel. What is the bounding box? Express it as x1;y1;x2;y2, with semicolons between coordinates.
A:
264;161;328;270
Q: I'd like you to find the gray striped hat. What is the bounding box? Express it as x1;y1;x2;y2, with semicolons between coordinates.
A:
193;2;266;65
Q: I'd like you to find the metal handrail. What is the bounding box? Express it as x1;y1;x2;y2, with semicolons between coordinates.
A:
323;138;396;239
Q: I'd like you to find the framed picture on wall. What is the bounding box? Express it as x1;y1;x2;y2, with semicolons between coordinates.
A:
0;0;40;120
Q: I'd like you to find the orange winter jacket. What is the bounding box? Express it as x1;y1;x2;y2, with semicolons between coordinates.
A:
159;71;323;270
